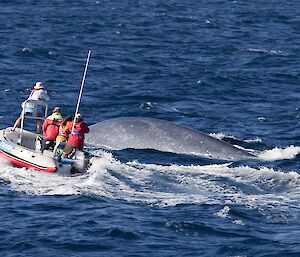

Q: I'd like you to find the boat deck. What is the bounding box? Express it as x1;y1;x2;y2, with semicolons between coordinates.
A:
3;128;54;157
4;129;39;150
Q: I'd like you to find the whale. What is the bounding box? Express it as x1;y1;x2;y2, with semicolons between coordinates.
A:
85;117;256;161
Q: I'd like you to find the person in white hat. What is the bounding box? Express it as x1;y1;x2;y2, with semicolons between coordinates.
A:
12;81;50;132
28;82;49;101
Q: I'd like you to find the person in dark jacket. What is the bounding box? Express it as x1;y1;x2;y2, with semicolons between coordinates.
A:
62;113;89;158
42;107;62;150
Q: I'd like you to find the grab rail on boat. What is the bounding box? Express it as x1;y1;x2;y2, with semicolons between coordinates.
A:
19;100;48;144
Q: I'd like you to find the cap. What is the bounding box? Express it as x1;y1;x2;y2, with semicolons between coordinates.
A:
34;81;44;89
75;113;82;119
53;107;61;113
53;113;63;121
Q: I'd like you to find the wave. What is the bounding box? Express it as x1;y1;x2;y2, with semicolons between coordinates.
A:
258;145;300;161
246;48;285;56
209;132;262;144
0;151;299;213
209;133;300;161
209;132;237;140
215;205;246;226
20;47;61;60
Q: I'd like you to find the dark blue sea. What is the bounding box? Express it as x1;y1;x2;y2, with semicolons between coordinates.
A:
1;0;300;256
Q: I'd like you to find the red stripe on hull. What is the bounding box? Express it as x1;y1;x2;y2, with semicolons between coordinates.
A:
0;150;57;173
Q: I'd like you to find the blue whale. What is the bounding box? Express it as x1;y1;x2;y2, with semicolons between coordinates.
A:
85;117;256;161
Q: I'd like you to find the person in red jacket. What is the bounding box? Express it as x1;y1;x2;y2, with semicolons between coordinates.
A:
42;107;62;150
62;113;89;158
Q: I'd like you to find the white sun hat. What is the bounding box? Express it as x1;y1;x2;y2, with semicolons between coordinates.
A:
34;81;44;89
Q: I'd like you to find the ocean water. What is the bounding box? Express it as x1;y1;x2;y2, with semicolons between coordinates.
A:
0;0;300;256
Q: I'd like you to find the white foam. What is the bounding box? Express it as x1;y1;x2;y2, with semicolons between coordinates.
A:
0;152;299;212
22;47;32;53
244;137;262;143
209;132;236;140
233;220;245;226
233;144;256;153
258;145;300;161
216;205;231;219
258;117;266;121
247;48;283;55
216;206;246;226
209;133;262;144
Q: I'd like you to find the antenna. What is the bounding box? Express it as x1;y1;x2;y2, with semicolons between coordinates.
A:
72;50;91;133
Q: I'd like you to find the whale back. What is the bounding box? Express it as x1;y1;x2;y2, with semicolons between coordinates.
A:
85;117;254;161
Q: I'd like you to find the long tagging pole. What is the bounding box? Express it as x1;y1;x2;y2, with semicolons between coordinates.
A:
72;50;91;133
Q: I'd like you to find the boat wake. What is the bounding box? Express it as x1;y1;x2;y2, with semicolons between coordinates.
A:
0;149;299;222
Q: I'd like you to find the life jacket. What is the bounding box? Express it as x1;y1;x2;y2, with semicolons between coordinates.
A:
67;122;89;149
43;119;60;141
56;121;72;143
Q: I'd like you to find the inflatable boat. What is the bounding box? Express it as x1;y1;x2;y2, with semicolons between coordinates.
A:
0;100;92;175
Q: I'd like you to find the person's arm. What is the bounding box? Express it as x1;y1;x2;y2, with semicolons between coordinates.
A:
68;122;75;134
42;119;49;134
82;122;89;133
39;91;50;102
77;122;89;133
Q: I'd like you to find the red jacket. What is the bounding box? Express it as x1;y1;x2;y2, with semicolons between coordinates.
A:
67;122;89;149
42;119;61;141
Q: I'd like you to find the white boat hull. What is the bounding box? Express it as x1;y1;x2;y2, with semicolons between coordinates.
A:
0;128;90;175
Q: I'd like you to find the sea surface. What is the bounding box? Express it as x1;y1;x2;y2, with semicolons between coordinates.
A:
0;0;300;256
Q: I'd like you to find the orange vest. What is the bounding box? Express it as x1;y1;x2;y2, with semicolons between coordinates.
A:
56;121;73;143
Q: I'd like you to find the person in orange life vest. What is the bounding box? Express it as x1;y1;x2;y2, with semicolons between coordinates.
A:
55;116;73;144
42;107;62;150
62;113;89;158
12;81;50;133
